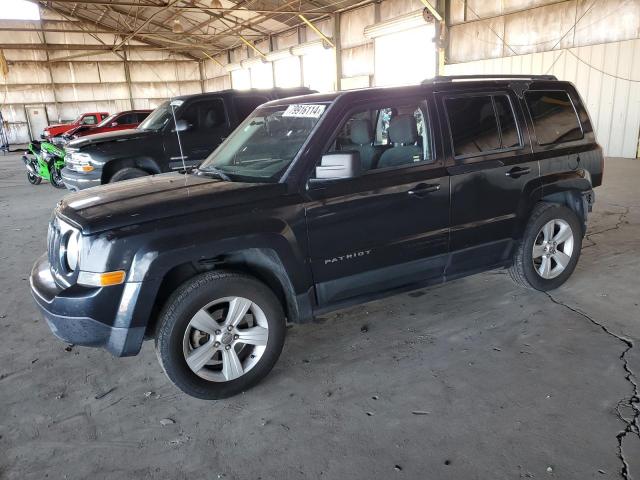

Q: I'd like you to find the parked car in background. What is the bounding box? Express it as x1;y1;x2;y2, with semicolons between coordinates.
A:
62;110;152;141
61;88;313;191
42;112;109;141
31;75;603;399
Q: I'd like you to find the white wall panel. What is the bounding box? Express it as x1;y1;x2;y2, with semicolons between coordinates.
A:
0;62;50;85
204;76;231;92
445;39;640;158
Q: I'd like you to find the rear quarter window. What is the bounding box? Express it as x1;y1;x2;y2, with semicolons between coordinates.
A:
525;90;583;145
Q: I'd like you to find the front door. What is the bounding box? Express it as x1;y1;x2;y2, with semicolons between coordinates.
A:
305;96;450;306
164;98;231;169
25;105;49;140
436;89;540;276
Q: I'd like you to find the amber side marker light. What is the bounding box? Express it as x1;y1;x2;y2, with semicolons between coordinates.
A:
80;165;94;172
78;270;126;287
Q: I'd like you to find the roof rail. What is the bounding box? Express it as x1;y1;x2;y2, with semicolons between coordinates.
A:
422;74;558;84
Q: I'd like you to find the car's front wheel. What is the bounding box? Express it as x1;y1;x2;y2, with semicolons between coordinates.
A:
509;202;583;291
155;271;286;399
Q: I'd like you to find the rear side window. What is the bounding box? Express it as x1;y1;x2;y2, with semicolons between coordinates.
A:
81;115;97;125
525;90;583;145
444;94;521;158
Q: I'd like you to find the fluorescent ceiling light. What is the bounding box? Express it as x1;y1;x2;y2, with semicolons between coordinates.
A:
0;0;40;20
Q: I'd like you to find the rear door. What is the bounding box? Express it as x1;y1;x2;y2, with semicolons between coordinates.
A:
436;88;539;276
305;94;450;306
164;97;231;169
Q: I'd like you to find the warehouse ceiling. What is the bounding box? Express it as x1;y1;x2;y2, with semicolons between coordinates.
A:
33;0;353;59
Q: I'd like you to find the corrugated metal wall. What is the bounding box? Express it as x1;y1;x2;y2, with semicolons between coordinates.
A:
445;41;640;158
446;0;640;158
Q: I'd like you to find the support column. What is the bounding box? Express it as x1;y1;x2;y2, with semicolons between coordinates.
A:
199;59;206;93
122;50;135;109
333;13;342;91
41;30;61;122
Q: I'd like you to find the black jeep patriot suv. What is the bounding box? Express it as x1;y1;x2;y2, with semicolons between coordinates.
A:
61;87;312;191
31;75;603;399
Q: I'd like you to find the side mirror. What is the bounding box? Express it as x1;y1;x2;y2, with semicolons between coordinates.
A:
314;152;361;180
110;122;118;127
175;119;191;132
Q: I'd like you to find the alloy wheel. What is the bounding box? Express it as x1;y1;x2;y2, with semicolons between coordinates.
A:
532;218;574;280
182;296;269;382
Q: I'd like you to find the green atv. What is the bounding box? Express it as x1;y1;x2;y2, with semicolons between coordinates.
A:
22;140;66;189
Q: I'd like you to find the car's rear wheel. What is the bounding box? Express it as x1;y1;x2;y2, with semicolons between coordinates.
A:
155;271;286;399
109;167;149;183
509;202;583;291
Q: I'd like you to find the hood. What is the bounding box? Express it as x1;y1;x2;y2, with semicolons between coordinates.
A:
67;128;155;149
45;122;70;130
58;172;286;234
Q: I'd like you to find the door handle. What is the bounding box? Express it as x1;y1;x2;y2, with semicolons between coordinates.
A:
505;166;531;178
408;183;441;197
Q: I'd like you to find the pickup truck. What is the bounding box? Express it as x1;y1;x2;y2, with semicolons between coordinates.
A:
60;88;312;190
42;112;109;140
30;75;603;399
62;110;151;140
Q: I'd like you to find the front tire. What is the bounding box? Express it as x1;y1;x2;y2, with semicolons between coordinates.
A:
155;271;286;399
509;202;583;291
49;165;66;189
109;167;149;183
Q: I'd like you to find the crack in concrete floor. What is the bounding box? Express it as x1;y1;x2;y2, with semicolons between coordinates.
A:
545;204;639;480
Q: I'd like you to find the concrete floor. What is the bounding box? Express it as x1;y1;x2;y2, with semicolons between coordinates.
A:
0;153;638;480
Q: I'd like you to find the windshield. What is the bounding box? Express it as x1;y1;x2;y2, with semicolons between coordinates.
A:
96;114;118;127
198;103;328;182
138;101;174;131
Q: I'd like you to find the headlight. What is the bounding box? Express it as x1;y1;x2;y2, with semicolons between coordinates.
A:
68;152;94;172
63;230;80;271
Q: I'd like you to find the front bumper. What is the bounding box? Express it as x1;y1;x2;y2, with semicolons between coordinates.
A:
61;167;102;191
30;254;145;357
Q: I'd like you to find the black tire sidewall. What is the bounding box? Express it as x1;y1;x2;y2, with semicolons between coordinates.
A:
49;167;65;189
156;273;286;400
520;204;583;291
27;172;41;185
110;168;148;183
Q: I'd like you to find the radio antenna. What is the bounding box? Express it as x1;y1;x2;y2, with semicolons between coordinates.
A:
170;97;187;172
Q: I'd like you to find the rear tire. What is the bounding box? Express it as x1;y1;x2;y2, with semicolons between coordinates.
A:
509;202;583;291
27;172;41;185
155;271;286;400
109;167;149;183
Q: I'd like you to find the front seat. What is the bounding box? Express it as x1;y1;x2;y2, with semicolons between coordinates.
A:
377;114;422;169
348;119;378;171
203;109;220;129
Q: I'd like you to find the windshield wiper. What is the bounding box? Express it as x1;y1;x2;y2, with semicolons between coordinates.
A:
196;167;231;182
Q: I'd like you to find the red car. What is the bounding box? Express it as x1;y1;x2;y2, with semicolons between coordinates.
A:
43;112;109;140
63;110;152;140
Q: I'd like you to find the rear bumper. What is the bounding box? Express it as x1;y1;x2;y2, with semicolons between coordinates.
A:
30;254;145;357
61;167;102;191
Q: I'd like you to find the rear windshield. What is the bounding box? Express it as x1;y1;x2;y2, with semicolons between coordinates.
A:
198;103;328;182
525;90;583;145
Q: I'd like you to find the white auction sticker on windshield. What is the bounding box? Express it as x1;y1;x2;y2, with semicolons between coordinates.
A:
282;104;325;118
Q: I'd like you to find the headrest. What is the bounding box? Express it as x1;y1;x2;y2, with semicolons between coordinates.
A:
350;119;373;145
204;109;219;128
388;114;417;145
